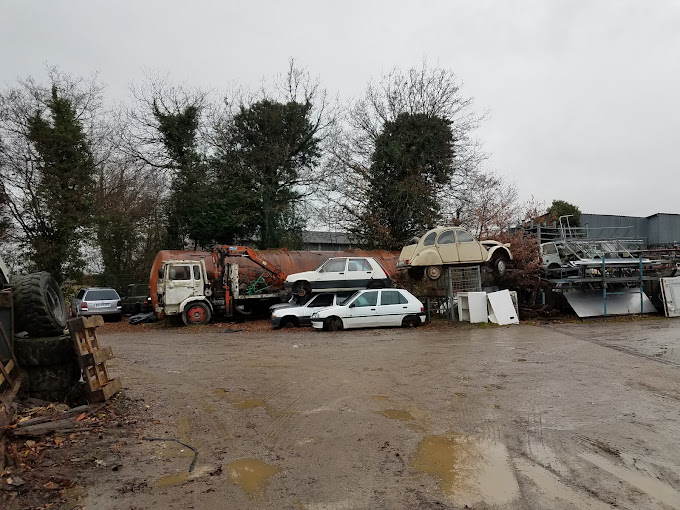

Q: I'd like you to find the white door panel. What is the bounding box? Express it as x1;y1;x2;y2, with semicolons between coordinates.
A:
346;291;379;328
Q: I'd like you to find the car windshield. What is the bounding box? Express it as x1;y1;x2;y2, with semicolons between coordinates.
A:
85;289;119;301
342;291;360;304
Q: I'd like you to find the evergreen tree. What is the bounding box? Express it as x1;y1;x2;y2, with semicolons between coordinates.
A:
25;86;95;281
218;99;321;249
352;112;455;249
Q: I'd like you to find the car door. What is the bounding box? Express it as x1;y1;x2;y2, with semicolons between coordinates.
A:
346;258;374;288
314;258;348;291
435;229;459;263
165;264;197;305
345;291;379;328
456;229;485;262
377;290;410;326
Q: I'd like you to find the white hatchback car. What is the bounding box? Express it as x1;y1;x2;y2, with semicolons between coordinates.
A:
310;288;425;331
285;257;392;297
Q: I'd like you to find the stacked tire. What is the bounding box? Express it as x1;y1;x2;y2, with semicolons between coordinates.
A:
11;272;80;402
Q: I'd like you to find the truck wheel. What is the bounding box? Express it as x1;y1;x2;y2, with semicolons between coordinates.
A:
183;302;211;326
12;272;67;337
426;265;442;280
14;335;75;366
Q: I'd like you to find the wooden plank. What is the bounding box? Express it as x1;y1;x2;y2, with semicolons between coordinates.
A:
0;360;14;388
88;378;121;403
80;347;115;369
67;315;105;332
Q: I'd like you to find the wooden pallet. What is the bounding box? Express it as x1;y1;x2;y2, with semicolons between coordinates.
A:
67;316;121;402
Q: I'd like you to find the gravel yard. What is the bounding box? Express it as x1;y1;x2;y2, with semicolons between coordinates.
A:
60;318;680;509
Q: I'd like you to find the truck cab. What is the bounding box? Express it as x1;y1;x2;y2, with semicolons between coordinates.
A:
156;259;213;325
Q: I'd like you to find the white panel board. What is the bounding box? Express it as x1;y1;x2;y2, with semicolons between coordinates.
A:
660;277;680;318
487;290;519;325
467;292;488;323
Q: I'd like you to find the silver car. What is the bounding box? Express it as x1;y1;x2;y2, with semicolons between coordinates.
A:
71;288;122;321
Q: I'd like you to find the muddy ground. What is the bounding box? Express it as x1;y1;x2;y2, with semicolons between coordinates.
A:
17;318;680;509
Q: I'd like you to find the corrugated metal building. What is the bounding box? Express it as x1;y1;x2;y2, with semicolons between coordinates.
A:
582;213;680;247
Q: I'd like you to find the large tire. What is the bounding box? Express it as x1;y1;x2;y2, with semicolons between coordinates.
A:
12;272;67;337
182;301;212;326
14;335;75;366
23;361;81;392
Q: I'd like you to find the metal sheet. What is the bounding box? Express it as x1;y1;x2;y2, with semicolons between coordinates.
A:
564;289;657;318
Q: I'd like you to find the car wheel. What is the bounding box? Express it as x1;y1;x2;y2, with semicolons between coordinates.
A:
402;316;420;328
426;265;442;280
281;317;297;328
493;254;510;277
327;317;343;332
292;281;311;298
183;302;211;326
407;267;425;280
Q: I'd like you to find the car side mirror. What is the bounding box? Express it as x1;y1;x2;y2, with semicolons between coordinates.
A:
158;268;164;279
349;303;355;308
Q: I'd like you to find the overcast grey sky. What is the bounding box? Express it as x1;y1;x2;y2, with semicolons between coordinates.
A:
2;0;679;216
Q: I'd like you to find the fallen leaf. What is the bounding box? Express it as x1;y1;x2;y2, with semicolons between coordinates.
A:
76;413;87;422
25;440;36;448
43;481;59;490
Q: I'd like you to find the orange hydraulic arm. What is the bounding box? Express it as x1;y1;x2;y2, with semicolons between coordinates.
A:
212;246;288;286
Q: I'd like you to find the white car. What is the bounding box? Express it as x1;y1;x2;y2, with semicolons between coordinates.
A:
310;288;425;331
271;292;354;329
285;257;392;297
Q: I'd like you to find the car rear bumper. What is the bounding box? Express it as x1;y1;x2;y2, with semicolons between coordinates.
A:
78;308;122;317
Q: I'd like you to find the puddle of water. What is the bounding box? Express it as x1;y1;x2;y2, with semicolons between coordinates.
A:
658;346;680;363
234;398;271;411
227;458;281;495
371;395;389;401
411;433;518;506
581;452;680;508
514;458;610;509
156;471;189;487
378;409;415;421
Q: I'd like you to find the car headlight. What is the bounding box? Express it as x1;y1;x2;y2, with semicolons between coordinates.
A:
271;313;277;318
